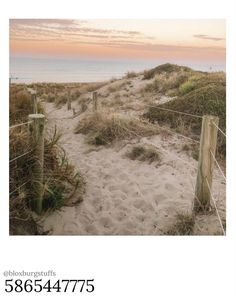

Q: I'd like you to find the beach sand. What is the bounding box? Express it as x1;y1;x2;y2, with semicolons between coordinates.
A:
40;75;226;235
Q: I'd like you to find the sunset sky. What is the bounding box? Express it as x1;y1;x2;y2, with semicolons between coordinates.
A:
10;19;225;62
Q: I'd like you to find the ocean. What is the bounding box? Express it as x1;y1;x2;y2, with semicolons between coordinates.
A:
10;56;226;84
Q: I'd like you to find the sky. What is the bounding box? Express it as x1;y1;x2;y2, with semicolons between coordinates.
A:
10;19;226;63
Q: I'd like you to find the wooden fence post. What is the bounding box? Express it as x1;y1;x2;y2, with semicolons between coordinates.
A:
194;115;219;212
28;114;45;214
27;88;37;113
67;90;71;110
32;94;38;114
92;91;98;112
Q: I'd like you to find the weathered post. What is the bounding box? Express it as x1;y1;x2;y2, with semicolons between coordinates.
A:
194;115;219;212
32;93;38;114
28;114;45;214
67;90;71;110
27;88;37;113
92;91;98;112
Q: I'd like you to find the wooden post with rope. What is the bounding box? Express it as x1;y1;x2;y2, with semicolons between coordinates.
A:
67;91;72;110
27;88;38;114
194;115;219;212
92;91;98;112
28;114;45;214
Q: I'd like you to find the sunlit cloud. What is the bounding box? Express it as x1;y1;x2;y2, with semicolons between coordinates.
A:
193;34;225;41
10;19;226;62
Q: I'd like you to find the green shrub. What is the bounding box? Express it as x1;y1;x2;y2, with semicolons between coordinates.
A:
179;80;196;95
143;71;226;156
144;71;189;94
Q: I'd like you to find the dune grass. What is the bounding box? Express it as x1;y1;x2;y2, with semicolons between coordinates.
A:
164;212;195;235
10;85;85;234
143;63;193;80
74;112;159;145
126;145;160;163
144;71;190;95
143;71;226;156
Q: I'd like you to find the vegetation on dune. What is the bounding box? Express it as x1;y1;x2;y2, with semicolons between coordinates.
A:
143;71;226;156
126;145;160;163
10;85;43;124
10;85;85;235
125;71;139;78
164;212;195;235
31;82;108;107
143;63;193;80
144;71;190;95
74;112;159;145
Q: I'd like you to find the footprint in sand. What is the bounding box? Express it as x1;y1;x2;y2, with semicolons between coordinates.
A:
63;222;80;234
99;216;114;229
133;199;154;212
115;211;128;222
136;214;146;223
84;224;99;234
113;198;123;208
164;183;175;190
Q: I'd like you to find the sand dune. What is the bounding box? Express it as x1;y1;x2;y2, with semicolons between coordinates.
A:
40;84;226;235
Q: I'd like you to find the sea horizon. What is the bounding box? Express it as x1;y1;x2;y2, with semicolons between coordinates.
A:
10;56;226;84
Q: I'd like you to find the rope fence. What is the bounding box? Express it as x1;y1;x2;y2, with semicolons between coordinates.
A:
156;124;200;144
9;88;226;233
9;121;32;130
205;177;226;235
9;149;33;163
213;121;226;137
10;180;31;196
143;103;203;119
10;87;45;214
210;150;226;182
113;99;226;234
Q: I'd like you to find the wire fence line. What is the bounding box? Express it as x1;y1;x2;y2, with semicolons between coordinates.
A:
143;103;203;119
210;150;226;181
213;121;226;137
9;149;33;164
9;88;226;230
9;121;32;130
156;124;200;144
205;177;226;235
9;88;35;198
10;180;31;196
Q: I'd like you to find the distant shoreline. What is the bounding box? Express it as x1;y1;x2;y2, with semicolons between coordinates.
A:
10;57;226;84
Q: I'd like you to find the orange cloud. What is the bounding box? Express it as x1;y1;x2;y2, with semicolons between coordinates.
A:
10;19;225;62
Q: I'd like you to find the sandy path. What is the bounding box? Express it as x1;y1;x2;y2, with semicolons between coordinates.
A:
41;102;226;235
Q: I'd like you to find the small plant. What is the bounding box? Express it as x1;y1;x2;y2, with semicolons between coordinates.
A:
143;71;189;94
74;112;159;145
126;145;160;163
143;71;226;157
125;71;138;78
164;212;195;235
143;63;192;80
10;86;86;234
179;80;196;95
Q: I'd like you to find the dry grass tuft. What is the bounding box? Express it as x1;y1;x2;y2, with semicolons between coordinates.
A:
144;71;226;157
125;71;138;78
143;63;193;80
9;85;85;234
126;145;160;163
144;71;189;94
164;212;195;235
74;112;159;145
